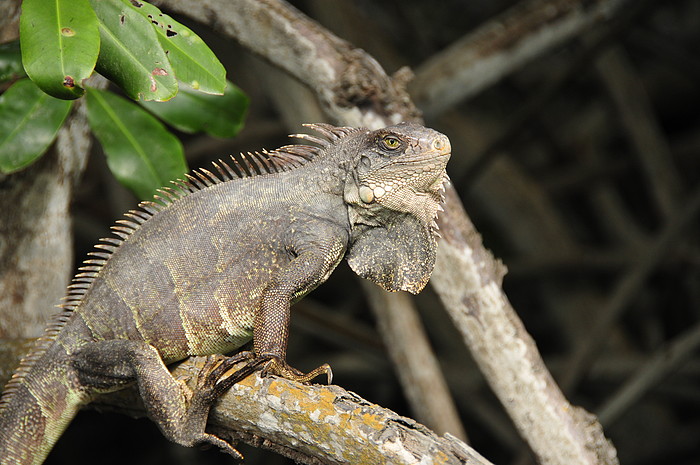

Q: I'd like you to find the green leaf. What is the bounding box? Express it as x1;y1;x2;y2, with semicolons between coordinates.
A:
86;87;187;199
125;1;226;94
91;0;177;102
0;41;25;83
0;79;73;174
141;80;248;137
19;0;99;99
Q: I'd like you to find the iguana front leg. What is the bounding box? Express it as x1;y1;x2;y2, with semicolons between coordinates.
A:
251;234;347;384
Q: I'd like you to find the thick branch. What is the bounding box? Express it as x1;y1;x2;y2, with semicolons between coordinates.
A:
58;352;489;465
152;0;418;128
0;97;93;338
431;188;618;465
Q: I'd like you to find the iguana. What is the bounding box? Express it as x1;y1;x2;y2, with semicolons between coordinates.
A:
0;122;451;463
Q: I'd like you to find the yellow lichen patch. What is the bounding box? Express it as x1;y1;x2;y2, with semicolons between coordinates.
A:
433;450;453;464
358;410;385;431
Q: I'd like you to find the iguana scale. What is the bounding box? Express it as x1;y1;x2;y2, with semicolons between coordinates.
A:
0;122;451;463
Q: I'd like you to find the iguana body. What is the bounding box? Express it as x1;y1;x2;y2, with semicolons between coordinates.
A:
0;123;451;463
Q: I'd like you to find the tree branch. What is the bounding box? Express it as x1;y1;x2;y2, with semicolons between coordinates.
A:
151;0;418;128
0;85;95;339
0;344;491;465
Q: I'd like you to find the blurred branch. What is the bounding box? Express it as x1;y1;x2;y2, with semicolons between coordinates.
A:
0;88;101;339
561;185;700;392
595;45;682;220
596;321;700;427
362;282;469;442
410;0;629;118
454;0;656;190
0;0;20;43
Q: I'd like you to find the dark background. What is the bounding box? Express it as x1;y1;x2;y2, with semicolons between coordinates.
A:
44;0;699;464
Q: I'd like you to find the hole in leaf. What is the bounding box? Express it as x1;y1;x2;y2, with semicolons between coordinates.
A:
166;29;177;37
63;76;75;88
129;0;143;6
119;14;125;25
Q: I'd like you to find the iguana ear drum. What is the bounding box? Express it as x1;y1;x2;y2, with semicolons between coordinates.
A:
346;213;436;294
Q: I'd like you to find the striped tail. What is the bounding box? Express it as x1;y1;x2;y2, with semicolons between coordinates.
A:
0;343;88;465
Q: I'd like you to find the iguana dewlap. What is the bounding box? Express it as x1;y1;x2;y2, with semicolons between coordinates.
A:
0;122;451;463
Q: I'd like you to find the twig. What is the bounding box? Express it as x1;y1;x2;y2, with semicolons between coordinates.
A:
454;0;657;190
410;0;629;118
596;321;700;427
594;45;682;220
561;185;700;392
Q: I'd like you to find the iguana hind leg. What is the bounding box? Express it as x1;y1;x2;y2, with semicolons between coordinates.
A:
71;340;247;458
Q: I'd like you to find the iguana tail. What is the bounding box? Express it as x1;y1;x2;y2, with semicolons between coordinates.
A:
0;342;87;465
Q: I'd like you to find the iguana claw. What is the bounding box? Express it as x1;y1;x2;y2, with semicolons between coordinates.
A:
258;354;333;384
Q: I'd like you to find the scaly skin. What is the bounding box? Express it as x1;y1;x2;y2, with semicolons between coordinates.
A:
0;122;451;463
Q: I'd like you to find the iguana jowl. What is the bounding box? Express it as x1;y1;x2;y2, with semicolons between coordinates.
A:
0;122;451;463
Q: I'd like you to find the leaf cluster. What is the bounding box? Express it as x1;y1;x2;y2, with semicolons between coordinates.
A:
0;0;248;199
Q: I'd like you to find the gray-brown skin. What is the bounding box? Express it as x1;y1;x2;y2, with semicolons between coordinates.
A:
0;122;451;464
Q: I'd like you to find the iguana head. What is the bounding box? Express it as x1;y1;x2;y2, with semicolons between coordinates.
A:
343;122;451;294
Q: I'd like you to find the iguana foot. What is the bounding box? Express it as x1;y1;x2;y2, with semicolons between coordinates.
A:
201;353;332;396
258;354;333;384
195;352;259;400
181;353;263;460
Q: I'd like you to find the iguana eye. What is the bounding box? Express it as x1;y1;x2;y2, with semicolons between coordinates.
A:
381;136;401;150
